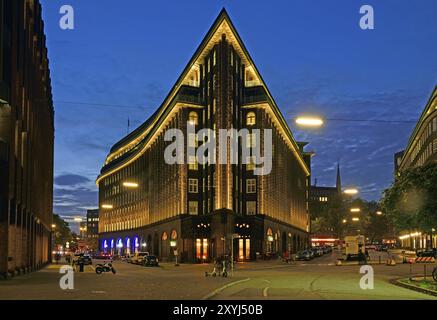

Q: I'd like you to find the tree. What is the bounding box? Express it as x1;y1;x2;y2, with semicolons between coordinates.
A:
381;163;437;234
310;195;347;238
52;214;74;247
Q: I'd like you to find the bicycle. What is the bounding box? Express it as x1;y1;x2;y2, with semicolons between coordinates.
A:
432;266;437;282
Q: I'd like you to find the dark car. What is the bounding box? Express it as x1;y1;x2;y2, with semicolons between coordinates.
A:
74;253;92;265
295;250;312;261
416;249;437;258
143;255;159;267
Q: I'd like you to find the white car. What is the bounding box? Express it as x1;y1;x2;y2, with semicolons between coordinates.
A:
130;252;149;264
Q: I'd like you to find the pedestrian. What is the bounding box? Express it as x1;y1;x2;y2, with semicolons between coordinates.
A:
55;252;61;264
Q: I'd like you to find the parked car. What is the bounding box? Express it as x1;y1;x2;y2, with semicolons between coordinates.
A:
143;255;159;267
322;246;331;254
130;252;150;264
93;252;112;260
416;249;437;258
313;247;324;257
73;253;92;265
295;250;312;261
376;245;388;252
365;244;377;250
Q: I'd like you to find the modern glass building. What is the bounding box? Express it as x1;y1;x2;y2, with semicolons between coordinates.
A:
97;10;311;262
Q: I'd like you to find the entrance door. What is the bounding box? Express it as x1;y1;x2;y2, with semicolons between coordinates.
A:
238;238;251;260
195;238;208;262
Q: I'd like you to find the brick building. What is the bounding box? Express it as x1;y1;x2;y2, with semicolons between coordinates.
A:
0;0;54;278
97;10;310;262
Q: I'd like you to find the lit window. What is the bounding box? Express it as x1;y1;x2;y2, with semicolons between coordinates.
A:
246;156;255;171
247;201;256;215
246;133;256;148
246;112;256;126
188;179;198;193
188;156;198;171
188;133;197;148
188;111;198;125
246;179;256;193
189;201;198;215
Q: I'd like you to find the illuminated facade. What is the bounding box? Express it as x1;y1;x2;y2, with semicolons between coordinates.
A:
396;86;437;172
0;0;54;278
395;86;437;249
97;10;310;262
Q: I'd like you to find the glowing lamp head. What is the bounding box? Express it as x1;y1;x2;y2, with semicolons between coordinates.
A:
295;117;324;127
344;189;358;195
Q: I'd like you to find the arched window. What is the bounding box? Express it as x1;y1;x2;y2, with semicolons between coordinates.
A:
188;111;198;125
162;232;168;241
246;112;256;126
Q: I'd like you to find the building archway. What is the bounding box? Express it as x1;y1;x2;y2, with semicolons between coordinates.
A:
153;233;159;256
146;235;152;253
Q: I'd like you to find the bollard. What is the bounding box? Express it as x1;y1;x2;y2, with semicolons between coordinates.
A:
424;264;427;280
79;262;84;273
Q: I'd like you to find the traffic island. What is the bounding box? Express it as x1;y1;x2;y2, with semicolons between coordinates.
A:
392;277;437;297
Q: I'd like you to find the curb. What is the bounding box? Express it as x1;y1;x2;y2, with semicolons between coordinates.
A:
390;278;437;298
201;278;251;300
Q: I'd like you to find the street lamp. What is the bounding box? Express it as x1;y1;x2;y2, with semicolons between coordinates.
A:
352;217;360;222
376;211;383;215
295;116;324;127
101;204;113;209
342;219;347;224
350;208;361;213
344;188;358;195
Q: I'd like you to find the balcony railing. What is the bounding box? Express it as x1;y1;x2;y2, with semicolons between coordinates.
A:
176;85;202;105
243;86;268;105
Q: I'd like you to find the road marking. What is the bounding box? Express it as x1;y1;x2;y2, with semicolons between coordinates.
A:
201;278;251;300
263;287;269;297
91;291;106;294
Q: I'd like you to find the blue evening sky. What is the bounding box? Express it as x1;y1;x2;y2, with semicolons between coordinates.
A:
39;0;437;222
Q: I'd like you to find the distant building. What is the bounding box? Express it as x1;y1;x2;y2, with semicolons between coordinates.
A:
309;164;342;243
310;164;342;205
0;0;54;278
79;222;87;239
86;209;99;239
395;86;437;249
97;10;311;262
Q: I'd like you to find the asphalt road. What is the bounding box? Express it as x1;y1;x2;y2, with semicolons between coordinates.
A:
0;251;435;300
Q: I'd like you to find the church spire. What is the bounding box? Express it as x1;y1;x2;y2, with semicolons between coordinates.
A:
336;163;341;194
